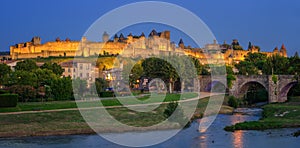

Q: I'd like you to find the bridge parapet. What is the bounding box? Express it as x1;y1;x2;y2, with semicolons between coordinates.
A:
199;75;298;103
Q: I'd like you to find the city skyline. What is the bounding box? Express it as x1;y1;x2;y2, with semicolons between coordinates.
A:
1;0;300;56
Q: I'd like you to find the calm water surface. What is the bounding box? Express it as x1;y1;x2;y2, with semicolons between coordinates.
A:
0;109;299;148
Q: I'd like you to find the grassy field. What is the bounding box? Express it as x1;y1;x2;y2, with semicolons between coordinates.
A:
224;96;300;132
0;93;198;113
0;94;233;137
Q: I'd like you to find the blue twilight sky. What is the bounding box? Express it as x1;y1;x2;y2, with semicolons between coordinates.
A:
0;0;300;56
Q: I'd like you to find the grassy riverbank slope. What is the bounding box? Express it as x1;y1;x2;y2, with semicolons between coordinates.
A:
0;94;233;138
224;97;300;132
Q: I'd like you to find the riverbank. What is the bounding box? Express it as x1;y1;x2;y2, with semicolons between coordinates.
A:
224;96;300;132
0;94;233;138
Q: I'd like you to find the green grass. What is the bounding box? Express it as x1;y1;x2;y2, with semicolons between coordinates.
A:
0;110;90;136
224;98;300;132
0;93;198;113
0;94;233;137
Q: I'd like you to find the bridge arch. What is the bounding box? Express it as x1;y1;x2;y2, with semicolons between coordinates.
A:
238;81;269;103
279;82;298;102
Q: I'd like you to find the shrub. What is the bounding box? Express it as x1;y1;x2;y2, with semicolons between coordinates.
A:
8;85;37;102
0;89;9;94
272;75;278;84
99;91;115;98
0;94;18;107
164;102;178;118
228;96;238;108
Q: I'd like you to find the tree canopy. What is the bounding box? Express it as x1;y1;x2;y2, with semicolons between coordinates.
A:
15;59;38;72
41;62;64;76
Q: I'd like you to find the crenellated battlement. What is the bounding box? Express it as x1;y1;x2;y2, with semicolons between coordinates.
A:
9;30;288;65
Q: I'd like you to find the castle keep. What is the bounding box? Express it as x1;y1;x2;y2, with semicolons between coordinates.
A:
10;30;287;64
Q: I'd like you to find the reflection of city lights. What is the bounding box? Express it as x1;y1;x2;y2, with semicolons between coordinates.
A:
233;131;244;148
230;114;245;148
198;135;207;148
199;128;207;133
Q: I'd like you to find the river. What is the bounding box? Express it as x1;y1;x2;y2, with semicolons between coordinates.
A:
0;108;299;148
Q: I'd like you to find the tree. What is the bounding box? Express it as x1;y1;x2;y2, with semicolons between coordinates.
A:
262;54;289;75
235;61;259;75
33;68;59;87
226;66;236;88
7;70;38;87
142;57;179;93
41;62;64;76
15;59;38;72
295;52;299;58
228;96;238;108
234;53;268;75
248;42;252;49
288;53;300;75
50;76;73;100
244;53;267;70
95;78;109;93
0;63;11;85
191;57;203;75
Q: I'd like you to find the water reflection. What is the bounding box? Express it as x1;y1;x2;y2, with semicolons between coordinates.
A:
198;135;207;148
229;114;248;148
232;131;244;148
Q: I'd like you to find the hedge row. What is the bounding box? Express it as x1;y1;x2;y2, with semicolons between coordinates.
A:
0;94;18;107
99;92;115;98
0;90;9;94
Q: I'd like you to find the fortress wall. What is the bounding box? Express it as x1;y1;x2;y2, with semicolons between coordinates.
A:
47;51;76;57
15;53;43;59
35;41;79;53
86;42;127;55
10;33;286;61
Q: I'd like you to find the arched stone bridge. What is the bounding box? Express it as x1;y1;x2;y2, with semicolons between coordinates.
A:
199;75;298;103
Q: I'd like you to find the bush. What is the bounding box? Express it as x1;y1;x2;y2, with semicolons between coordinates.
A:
0;94;18;107
8;85;37;102
228;96;238;108
163;102;190;127
0;90;9;94
99;91;115;98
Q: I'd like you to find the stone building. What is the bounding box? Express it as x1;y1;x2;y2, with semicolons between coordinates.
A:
60;60;99;87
